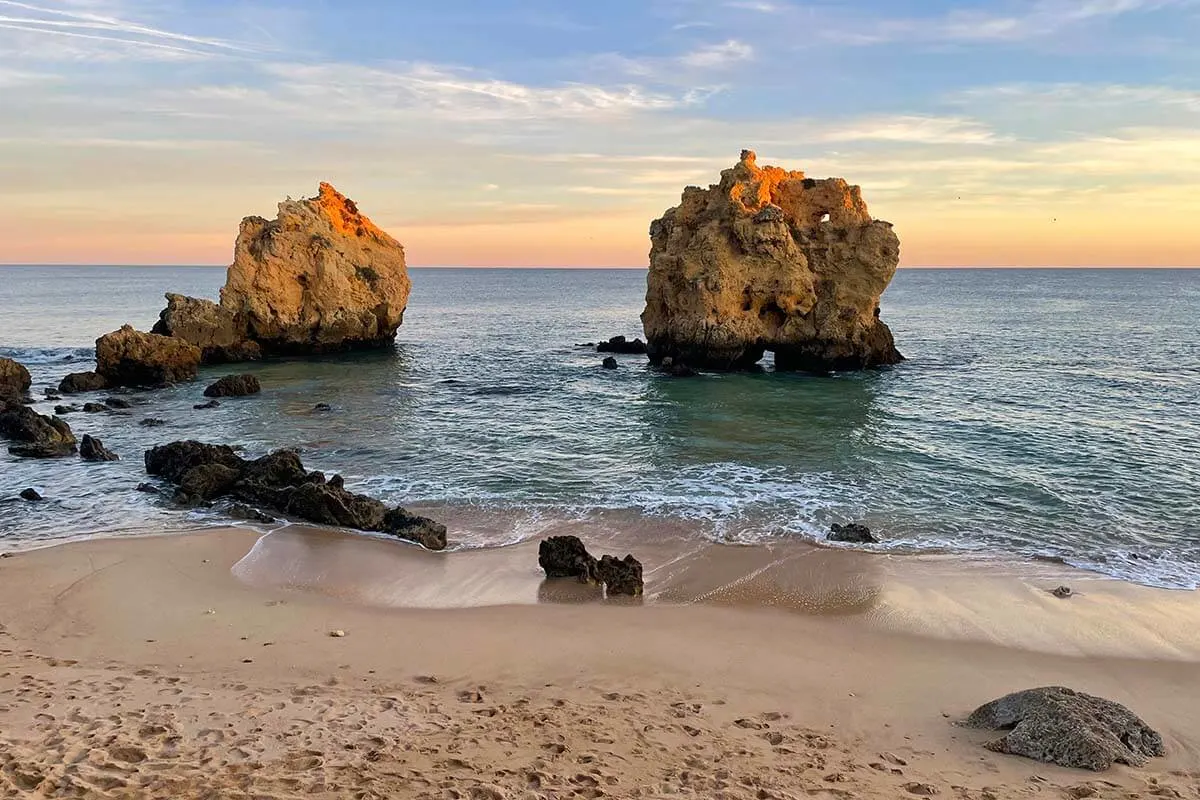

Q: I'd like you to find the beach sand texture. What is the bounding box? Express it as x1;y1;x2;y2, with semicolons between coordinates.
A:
1;529;1199;799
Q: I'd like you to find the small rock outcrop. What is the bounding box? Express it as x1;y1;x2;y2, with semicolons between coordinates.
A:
203;374;261;398
95;325;201;388
601;357;618;370
537;535;644;596
964;687;1165;770
59;371;109;394
153;183;412;360
0;358;31;400
19;488;42;501
643;150;903;373
144;441;446;550
80;434;119;462
828;523;877;544
0;397;77;458
597;336;648;355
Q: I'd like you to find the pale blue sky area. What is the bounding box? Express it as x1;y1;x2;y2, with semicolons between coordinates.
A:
1;0;1198;266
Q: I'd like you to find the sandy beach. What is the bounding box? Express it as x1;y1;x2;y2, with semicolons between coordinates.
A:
1;528;1198;799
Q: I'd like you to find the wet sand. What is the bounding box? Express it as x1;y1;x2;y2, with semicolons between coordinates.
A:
1;529;1199;798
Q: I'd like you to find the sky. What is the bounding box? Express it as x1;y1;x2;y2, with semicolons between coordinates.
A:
0;0;1198;267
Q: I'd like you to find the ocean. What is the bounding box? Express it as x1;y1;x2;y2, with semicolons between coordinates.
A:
1;266;1198;588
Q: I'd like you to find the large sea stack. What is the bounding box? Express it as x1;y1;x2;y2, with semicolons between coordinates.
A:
153;183;411;361
642;150;903;373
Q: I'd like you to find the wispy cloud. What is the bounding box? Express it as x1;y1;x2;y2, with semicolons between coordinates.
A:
816;115;1008;145
679;39;754;68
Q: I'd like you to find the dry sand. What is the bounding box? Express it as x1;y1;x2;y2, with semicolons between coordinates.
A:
1;527;1199;799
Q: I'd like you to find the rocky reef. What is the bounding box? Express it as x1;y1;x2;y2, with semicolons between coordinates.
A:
95;325;201;388
642;150;903;373
0;357;31;400
144;441;446;550
153;183;412;361
0;396;77;458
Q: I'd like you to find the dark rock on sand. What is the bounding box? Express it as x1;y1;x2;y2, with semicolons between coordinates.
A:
103;397;132;409
597;554;644;597
538;536;645;596
602;357;618;369
194;400;221;410
829;522;877;544
1050;586;1072;599
54;405;78;415
80;434;119;462
228;503;277;524
58;371;109;394
0;398;77;458
539;535;600;583
139;418;167;427
95;325;201;388
0;357;32;400
963;686;1165;770
19;488;42;502
203;374;261;398
597;335;648;354
144;440;447;550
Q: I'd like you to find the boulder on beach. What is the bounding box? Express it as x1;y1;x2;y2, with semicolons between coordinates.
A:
79;434;119;462
144;440;447;550
58;371;109;394
0;397;77;458
203;374;261;398
964;686;1165;771
95;325;201;388
0;357;31;400
642;150;903;373
537;535;644;596
153;183;412;360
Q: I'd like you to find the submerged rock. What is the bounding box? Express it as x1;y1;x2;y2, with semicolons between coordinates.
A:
0;398;77;458
0;357;31;400
601;357;618;369
79;434;119;462
828;522;877;544
58;371;109;394
643;150;903;373
193;400;221;410
83;403;108;414
103;397;132;409
144;440;447;550
153;183;412;360
964;687;1164;770
537;535;644;596
95;325;201;388
139;418;167;427
203;374;261;398
19;488;42;501
54;404;78;415
597;336;648;355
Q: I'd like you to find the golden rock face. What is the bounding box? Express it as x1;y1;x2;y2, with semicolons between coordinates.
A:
642;150;903;373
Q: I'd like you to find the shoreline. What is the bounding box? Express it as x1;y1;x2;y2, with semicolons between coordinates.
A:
0;528;1198;798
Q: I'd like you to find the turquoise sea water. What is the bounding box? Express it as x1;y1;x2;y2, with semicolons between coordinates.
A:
1;266;1198;588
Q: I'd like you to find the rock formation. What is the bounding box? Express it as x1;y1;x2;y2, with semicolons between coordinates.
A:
153;183;412;360
80;434;119;462
964;687;1165;770
59;371;108;394
597;336;648;355
0;357;31;400
642;150;903;373
537;535;644;597
0;397;77;458
144;441;446;550
95;325;201;388
828;523;877;544
203;374;261;398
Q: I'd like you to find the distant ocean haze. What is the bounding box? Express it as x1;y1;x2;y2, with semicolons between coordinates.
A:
1;266;1198;588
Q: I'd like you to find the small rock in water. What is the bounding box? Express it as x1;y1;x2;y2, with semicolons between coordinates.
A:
203;374;261;398
139;418;167;427
601;357;618;369
54;405;78;415
135;482;159;494
58;371;108;394
329;630;346;638
1050;586;1072;599
102;397;132;409
79;434;119;462
44;392;62;401
82;402;108;414
597;335;648;355
313;403;333;412
828;522;878;544
19;488;42;501
228;503;276;524
193;400;221;410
